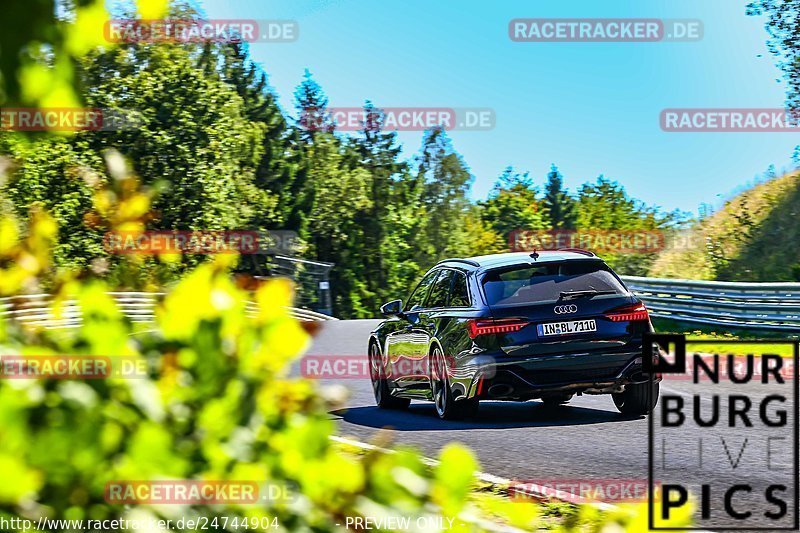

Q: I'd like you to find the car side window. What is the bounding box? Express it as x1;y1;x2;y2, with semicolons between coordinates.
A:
449;271;471;307
426;269;454;309
405;271;438;311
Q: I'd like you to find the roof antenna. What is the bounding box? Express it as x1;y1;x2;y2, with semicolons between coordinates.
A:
530;249;539;261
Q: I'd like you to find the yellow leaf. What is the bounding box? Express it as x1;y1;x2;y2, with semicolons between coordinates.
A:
0;218;19;253
137;0;170;19
0;454;43;503
65;0;111;57
19;64;55;103
157;251;181;263
255;278;294;321
118;193;151;220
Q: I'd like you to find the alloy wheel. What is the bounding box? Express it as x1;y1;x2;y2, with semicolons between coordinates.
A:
431;347;448;417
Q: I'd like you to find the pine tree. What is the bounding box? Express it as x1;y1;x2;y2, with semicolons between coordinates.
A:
284;70;337;235
416;127;473;263
217;41;291;229
294;69;334;138
747;0;800;163
351;102;407;311
543;164;576;229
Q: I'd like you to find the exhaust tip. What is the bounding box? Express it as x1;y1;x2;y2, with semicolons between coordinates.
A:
488;384;514;397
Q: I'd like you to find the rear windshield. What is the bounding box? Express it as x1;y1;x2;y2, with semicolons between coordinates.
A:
481;260;627;306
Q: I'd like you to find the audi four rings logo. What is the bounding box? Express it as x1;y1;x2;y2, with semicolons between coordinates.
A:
554;304;578;314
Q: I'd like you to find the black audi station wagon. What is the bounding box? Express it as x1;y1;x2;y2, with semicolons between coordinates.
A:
367;250;660;420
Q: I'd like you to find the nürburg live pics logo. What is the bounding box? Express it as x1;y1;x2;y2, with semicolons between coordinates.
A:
645;334;799;530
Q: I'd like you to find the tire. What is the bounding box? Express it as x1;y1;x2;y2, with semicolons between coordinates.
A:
430;346;478;420
368;342;410;410
541;393;573;408
458;398;480;418
613;381;659;416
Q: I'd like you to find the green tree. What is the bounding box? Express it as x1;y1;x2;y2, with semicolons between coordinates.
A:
575;175;666;274
480;167;549;240
460;206;507;256
0;135;105;271
747;0;800;113
747;0;800;158
281;69;336;237
303;134;374;317
350;102;408;312
416;128;474;263
574;176;660;231
543;164;576;229
294;69;335;138
217;41;294;231
80;43;276;232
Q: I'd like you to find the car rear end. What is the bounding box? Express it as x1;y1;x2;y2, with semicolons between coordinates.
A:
463;253;656;401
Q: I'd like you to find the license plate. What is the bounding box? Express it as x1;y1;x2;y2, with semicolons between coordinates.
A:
537;319;597;337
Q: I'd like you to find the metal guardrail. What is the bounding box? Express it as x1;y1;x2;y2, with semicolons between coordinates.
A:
621;276;800;331
0;292;336;329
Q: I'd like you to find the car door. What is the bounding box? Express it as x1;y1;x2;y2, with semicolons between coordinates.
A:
410;269;456;390
423;269;480;393
385;270;439;389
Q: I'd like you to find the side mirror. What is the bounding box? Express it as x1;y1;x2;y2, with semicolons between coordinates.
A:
380;299;403;317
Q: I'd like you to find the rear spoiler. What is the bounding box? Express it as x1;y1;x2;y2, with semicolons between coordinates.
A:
556;247;595;257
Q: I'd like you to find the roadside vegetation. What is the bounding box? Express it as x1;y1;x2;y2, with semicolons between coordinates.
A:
649;170;800;281
649;0;800;282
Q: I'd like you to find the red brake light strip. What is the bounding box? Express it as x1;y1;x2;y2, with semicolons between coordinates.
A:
467;319;529;338
605;304;648;322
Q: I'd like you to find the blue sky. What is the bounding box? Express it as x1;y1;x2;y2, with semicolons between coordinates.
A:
201;0;798;214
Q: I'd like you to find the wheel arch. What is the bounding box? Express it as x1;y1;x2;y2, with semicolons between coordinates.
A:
427;337;444;356
368;334;381;352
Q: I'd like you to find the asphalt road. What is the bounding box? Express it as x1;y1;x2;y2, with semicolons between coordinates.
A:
299;320;798;530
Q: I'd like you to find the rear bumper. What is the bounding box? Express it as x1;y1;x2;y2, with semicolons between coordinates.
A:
454;349;660;401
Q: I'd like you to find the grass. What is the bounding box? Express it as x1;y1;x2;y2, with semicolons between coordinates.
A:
330;438;611;531
653;317;799;338
652;318;797;357
685;340;795;358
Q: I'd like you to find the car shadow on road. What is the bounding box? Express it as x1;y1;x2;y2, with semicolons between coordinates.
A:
329;401;642;431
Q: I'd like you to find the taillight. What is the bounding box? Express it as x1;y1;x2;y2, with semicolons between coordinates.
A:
467;318;530;339
605;303;649;322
